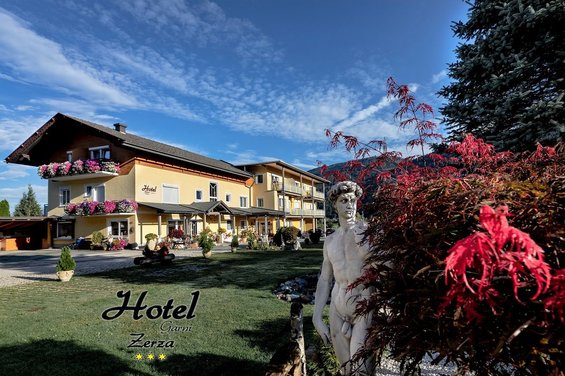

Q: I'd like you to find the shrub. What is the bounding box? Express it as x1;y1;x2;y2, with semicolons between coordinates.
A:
198;231;215;253
273;226;301;247
309;229;322;244
145;233;158;242
56;246;76;271
351;140;564;375
110;239;127;251
321;77;564;375
91;231;104;246
230;235;239;248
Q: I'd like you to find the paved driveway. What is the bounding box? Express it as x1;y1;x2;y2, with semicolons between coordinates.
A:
0;247;227;288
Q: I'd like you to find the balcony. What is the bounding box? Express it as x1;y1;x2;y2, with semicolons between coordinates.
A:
304;190;325;200
38;159;120;181
64;199;137;216
287;208;325;217
272;180;323;198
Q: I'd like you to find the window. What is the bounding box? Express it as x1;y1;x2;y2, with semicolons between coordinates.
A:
294;200;301;209
94;186;105;202
226;220;233;231
85;184;105;201
56;221;73;238
255;174;264;184
209;182;218;201
240;220;246;229
59;187;70;206
257;198;264;208
239;196;248;208
163;184;179;204
225;193;231;203
89;145;110;160
110;220;128;238
195;190;203;201
272;175;280;189
66;151;73;162
278;196;284;210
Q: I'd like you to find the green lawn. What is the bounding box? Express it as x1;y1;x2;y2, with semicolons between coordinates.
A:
0;249;324;376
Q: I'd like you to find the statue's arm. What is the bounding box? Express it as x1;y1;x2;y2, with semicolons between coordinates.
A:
313;241;333;344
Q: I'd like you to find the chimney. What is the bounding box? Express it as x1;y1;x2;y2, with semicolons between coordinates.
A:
113;123;127;133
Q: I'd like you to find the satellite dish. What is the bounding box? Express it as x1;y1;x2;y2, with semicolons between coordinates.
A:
245;178;255;188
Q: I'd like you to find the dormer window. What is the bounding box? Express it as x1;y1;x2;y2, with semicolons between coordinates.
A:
89;145;110;160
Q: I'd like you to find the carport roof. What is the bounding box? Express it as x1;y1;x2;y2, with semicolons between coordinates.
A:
0;216;53;231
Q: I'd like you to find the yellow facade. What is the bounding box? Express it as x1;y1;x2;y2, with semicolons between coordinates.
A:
10;114;328;248
242;161;327;235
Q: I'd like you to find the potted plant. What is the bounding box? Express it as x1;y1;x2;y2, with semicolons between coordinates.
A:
198;230;215;258
91;231;106;250
217;227;227;243
56;246;76;282
230;235;239;252
145;233;158;250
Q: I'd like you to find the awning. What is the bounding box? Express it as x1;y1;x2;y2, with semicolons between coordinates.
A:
229;207;286;217
187;201;233;214
138;202;197;214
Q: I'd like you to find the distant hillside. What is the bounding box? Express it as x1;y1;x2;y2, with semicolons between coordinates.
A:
308;156;399;218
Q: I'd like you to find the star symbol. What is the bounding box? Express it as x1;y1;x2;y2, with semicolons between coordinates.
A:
158;353;167;361
147;353;155;360
135;353;143;360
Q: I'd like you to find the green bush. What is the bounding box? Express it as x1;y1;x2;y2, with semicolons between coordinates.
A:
56;246;76;272
198;231;215;253
144;233;158;242
273;226;301;247
230;235;239;248
91;231;104;245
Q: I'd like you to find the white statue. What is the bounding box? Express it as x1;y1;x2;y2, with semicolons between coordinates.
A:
313;181;374;375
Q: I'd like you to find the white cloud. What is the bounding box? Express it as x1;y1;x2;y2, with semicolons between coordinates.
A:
0;8;136;107
0;165;30;180
0;114;52;152
223;149;280;166
333;95;393;131
431;69;448;84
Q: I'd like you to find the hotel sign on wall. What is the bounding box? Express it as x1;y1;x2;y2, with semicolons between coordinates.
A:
141;185;157;195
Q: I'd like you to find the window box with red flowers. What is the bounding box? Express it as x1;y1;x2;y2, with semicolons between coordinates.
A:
37;159;120;179
64;199;138;216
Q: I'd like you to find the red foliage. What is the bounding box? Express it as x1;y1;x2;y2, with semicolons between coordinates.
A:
443;205;552;320
321;77;565;375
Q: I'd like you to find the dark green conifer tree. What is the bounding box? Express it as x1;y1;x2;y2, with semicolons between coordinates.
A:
439;0;565;151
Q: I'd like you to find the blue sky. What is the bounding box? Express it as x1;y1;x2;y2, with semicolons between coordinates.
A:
0;0;469;213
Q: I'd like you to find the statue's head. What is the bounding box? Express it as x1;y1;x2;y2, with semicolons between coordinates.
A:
328;181;363;225
328;181;363;204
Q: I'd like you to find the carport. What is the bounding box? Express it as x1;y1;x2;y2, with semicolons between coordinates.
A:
0;217;53;251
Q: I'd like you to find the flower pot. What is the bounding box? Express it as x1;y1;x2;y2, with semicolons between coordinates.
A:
202;250;212;258
57;270;74;282
231;247;237;253
147;239;157;250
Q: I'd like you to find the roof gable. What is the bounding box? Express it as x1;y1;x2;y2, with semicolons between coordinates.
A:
6;113;251;179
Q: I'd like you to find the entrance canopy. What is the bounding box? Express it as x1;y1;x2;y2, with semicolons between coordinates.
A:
138;202;197;214
138;201;234;215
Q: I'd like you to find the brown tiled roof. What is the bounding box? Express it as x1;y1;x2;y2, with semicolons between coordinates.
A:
6;113;251;179
237;160;329;183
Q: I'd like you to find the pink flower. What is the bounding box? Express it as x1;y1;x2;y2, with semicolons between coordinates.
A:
64;203;77;215
103;200;116;213
85;159;101;173
72;160;84;173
